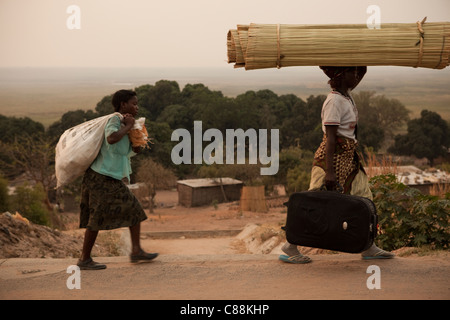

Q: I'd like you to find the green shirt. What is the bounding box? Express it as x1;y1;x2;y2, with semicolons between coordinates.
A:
90;115;135;181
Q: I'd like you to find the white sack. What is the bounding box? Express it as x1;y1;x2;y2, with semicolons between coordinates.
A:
55;112;122;188
131;117;145;130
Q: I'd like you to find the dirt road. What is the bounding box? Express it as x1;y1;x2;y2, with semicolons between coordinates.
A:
1;252;449;301
1;190;449;302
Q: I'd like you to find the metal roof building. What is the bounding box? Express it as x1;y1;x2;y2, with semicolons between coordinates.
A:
177;178;243;207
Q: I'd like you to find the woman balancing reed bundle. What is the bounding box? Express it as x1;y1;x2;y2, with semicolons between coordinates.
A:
227;18;450;70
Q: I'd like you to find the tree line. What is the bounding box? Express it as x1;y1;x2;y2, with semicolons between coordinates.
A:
0;80;449;205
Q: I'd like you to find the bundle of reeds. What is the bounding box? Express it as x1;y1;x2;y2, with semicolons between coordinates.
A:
227;18;450;70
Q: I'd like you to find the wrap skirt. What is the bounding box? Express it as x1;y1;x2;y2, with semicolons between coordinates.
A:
79;168;147;230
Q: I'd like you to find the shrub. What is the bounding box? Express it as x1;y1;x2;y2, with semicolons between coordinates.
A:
9;182;50;226
369;174;449;251
135;158;177;212
0;175;9;212
283;147;314;193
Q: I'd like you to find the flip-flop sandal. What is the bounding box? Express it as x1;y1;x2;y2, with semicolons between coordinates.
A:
361;248;395;260
279;254;312;264
130;250;159;263
77;258;107;270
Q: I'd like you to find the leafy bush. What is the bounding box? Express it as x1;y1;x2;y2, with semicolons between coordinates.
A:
0;175;9;212
286;166;311;193
370;174;449;251
283;147;314;193
9;183;50;226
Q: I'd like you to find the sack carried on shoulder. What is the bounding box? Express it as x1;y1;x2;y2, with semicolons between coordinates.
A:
55;112;122;188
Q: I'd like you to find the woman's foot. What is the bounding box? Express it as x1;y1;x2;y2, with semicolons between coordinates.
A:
279;254;312;264
280;242;311;264
130;249;159;263
361;244;395;259
77;257;107;270
281;242;301;256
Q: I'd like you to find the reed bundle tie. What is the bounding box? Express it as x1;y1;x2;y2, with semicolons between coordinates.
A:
276;24;284;69
415;16;427;68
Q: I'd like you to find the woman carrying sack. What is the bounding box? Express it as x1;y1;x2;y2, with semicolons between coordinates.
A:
77;89;158;270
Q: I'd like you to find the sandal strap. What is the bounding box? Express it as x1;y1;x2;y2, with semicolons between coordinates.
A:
288;254;312;263
362;247;395;259
279;254;312;264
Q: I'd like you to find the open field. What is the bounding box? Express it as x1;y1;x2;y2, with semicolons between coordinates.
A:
0;67;449;127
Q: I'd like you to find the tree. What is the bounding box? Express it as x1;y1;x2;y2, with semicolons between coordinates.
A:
181;83;223;107
0;115;47;178
144;121;182;174
135;158;177;212
389;110;449;166
143;80;182;121
280;94;324;151
0;115;45;144
353;91;410;152
283;146;315;192
47;109;97;141
157;104;193;130
234;90;265;130
95;94;114;116
2;134;55;210
0;175;9;212
9;182;50;226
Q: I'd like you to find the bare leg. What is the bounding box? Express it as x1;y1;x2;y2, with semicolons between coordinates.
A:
80;229;99;261
281;242;301;256
77;229;106;270
129;222;142;256
280;242;312;264
129;222;159;262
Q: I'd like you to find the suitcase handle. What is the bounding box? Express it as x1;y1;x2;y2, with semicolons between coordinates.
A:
283;183;344;207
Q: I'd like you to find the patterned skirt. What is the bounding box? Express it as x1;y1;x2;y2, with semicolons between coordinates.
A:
312;135;364;194
79;168;147;231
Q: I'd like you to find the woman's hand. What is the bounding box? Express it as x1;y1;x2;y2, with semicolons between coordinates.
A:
107;114;135;145
122;113;135;127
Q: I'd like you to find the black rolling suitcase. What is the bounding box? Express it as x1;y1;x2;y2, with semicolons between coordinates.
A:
283;190;378;253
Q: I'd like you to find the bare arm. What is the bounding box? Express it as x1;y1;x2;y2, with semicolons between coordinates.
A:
325;125;338;190
107;114;135;145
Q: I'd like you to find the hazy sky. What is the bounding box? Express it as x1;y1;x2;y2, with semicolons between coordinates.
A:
0;0;449;68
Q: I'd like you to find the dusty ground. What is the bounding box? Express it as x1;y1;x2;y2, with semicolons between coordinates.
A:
0;190;288;259
0;190;449;301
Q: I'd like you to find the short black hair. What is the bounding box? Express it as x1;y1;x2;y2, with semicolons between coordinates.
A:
112;90;137;112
